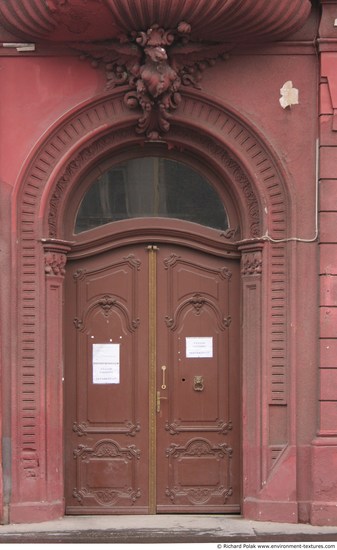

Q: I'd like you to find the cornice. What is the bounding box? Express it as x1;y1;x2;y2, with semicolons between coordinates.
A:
0;1;313;140
0;0;312;44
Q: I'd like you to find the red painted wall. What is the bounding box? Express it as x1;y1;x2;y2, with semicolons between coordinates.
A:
1;0;337;526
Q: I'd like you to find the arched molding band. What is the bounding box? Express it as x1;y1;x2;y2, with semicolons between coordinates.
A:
15;89;292;243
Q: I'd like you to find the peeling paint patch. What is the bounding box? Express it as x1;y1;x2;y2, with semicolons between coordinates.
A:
279;81;299;109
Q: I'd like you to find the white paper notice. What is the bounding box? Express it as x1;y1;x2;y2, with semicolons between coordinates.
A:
92;343;120;384
186;337;213;358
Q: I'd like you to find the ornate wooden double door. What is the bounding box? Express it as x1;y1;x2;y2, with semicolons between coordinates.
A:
64;241;241;514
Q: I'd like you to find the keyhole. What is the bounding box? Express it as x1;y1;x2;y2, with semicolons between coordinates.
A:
182;378;186;382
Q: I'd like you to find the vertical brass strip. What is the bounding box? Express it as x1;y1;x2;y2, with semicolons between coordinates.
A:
148;245;157;514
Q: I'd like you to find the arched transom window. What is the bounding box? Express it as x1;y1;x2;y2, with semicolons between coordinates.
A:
75;157;229;234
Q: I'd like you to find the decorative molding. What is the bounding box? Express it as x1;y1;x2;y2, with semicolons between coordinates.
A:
219;267;232;280
73;317;83;330
40;94;289;242
73;294;140;333
166;438;232;459
75;22;230;139
165;485;233;505
165;419;233;436
123;254;141;270
98;295;117;317
164;253;181;270
241;251;263;276
165;438;233;505
42;239;72;277
48;128;134;238
73;486;141;507
72;439;141;507
73;269;87;280
73;439;140;461
171;127;262;238
0;1;312;44
44;251;67;277
14;90;290;508
72;420;140;437
165;292;231;331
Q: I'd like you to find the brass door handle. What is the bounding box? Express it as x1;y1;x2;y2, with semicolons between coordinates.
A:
161;365;167;389
156;390;167;413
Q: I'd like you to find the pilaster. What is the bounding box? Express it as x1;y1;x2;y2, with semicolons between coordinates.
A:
240;242;297;524
311;0;337;525
9;240;71;523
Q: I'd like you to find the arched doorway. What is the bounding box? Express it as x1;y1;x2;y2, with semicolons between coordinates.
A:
63;156;241;514
10;91;296;524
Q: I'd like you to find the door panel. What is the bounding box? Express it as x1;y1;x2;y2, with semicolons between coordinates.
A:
65;247;149;514
156;246;240;512
64;242;240;514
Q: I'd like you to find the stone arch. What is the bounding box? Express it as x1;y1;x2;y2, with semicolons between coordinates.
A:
11;89;296;523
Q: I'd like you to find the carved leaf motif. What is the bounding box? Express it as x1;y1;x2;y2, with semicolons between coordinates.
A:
241;254;262;276
44;252;66;277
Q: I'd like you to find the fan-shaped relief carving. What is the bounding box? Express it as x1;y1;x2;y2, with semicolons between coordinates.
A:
165;485;233;505
166;438;232;459
73;486;141;507
72;439;141;507
165;293;231;331
73;439;140;461
73;420;140;437
165;438;233;505
73;294;140;333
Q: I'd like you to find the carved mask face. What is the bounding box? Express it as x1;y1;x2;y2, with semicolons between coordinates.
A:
145;46;167;62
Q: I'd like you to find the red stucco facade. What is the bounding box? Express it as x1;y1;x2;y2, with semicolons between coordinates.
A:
0;0;337;526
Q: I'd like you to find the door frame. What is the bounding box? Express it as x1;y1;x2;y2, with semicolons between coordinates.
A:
63;232;242;514
9;90;300;523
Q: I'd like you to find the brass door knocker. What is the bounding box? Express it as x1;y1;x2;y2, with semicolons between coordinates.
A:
193;375;204;392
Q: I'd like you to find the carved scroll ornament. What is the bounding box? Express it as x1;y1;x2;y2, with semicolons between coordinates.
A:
74;22;230;139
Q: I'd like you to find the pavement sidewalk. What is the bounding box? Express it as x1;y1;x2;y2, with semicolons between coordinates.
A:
1;515;337;544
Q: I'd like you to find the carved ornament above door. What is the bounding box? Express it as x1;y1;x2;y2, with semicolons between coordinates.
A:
0;0;312;138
